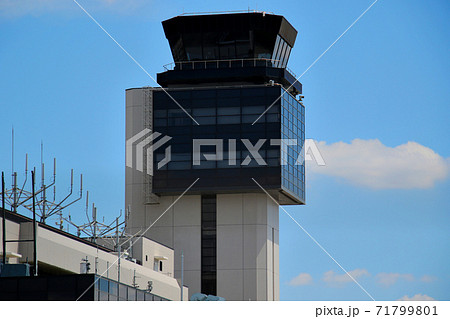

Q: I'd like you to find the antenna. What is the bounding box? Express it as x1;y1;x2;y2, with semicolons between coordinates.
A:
53;158;56;183
11;127;14;182
1;145;135;257
92;203;97;243
55;210;64;230
132;269;139;288
41;162;45;188
85;191;89;216
40;140;43;170
3;147;83;224
92;203;96;221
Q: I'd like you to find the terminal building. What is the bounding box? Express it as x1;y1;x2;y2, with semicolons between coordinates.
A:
0;208;187;300
126;12;305;300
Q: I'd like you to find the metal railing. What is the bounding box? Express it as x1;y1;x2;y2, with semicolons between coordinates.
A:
162;58;297;78
177;10;275;17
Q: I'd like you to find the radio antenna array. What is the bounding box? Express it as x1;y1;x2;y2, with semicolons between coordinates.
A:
1;141;132;255
2;154;84;224
63;205;132;247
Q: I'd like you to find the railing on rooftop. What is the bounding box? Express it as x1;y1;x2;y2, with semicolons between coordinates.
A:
177;10;275;17
162;58;297;78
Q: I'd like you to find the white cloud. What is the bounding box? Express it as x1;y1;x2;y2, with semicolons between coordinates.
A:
397;294;436;301
420;275;437;283
376;273;414;287
0;0;148;17
288;273;313;286
308;139;449;189
323;269;369;286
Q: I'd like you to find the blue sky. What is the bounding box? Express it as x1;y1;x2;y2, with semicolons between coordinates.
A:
0;0;449;301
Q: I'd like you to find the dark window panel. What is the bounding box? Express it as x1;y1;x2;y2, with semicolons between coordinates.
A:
193;108;216;116
192;90;217;99
192;98;215;107
217;115;240;124
217;97;240;107
217;89;240;98
241;96;266;106
217;107;240;115
154;119;167;126
241;87;267;97
197;117;216;125
242;105;266;114
201;194;217;296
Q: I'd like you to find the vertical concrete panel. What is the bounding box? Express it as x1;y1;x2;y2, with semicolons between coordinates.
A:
173;195;201;226
173;225;201;272
208;193;280;300
243;193;268;225
255;225;268;270
243;269;257;301
172;195;201;299
217;269;244;300
243;224;257;269
274;272;280;301
256;269;268;301
126;88;144;108
242;225;268;272
273;228;280;300
127;184;146;234
125;88;145;236
144;226;173;248
267;227;273;301
145;196;174;228
181;270;201;297
217;225;243;270
217;193;243;225
217;194;245;299
266;195;279;230
125;104;145;140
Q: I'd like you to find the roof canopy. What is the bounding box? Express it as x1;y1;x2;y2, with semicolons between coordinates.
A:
162;12;298;64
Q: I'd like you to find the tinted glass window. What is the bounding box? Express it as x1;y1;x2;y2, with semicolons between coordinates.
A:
201;195;217;296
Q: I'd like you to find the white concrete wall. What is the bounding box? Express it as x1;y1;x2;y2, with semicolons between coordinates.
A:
125;88;147;227
127;192;279;301
132;236;175;277
94;235;175;277
216;193;279;301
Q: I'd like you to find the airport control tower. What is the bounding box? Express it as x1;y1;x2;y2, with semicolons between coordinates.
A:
125;12;305;300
